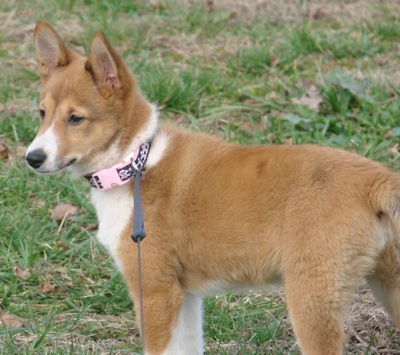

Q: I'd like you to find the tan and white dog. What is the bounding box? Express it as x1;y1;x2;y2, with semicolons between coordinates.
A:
26;21;400;355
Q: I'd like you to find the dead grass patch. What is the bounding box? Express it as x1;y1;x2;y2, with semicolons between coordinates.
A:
346;285;400;354
4;314;140;354
198;0;400;25
205;284;400;353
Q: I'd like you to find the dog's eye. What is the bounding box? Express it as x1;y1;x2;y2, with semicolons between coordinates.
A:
69;115;84;125
39;109;45;120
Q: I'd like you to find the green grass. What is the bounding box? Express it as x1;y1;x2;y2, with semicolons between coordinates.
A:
1;0;400;353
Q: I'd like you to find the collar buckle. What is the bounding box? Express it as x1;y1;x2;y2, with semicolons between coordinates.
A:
87;161;132;190
85;140;151;191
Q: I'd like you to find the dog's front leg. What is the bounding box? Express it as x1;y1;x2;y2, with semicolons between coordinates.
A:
116;221;203;354
158;291;204;355
130;280;203;355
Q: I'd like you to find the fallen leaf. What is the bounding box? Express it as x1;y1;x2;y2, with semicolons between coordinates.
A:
50;203;79;221
282;138;293;145
389;145;400;156
13;266;30;280
271;55;279;63
307;4;324;19
39;281;56;294
266;133;275;144
241;121;263;134
6;104;19;115
30;197;46;209
243;98;261;105
17;145;27;158
0;143;9;160
0;313;27;328
265;91;278;100
82;223;98;232
291;86;323;111
384;129;392;139
55;241;70;251
153;2;164;11
8;145;28;162
204;0;214;12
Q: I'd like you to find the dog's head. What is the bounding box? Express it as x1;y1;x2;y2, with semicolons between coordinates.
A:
26;21;151;177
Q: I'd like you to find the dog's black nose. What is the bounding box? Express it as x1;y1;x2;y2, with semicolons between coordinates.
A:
26;150;47;169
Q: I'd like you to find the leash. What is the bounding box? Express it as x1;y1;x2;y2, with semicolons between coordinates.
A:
130;141;151;354
131;169;147;354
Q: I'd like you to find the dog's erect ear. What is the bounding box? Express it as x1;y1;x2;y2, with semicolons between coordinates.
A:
86;31;125;94
34;21;71;79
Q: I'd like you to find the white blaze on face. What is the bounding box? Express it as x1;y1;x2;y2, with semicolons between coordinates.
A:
26;124;60;174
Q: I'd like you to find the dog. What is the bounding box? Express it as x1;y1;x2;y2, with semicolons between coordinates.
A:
26;21;400;355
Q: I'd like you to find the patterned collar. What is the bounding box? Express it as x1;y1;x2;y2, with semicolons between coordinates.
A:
84;140;151;190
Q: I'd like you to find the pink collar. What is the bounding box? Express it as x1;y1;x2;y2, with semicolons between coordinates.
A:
85;141;151;190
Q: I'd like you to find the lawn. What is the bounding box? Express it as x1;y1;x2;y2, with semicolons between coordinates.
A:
0;0;400;353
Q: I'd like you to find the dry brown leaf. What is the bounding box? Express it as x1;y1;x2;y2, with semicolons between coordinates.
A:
241;121;263;134
30;197;46;209
6;104;19;115
266;133;275;144
13;266;30;280
50;203;79;221
271;55;279;63
265;91;278;100
0;142;9;160
39;281;56;294
55;240;70;251
243;98;261;105
152;1;164;11
389;146;400;156
8;145;27;162
53;266;71;278
291;86;323;111
82;223;98;232
307;4;324;19
282;138;293;145
0;312;27;328
16;145;27;158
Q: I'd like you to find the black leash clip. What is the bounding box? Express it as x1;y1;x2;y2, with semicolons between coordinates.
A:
132;228;146;243
131;169;147;244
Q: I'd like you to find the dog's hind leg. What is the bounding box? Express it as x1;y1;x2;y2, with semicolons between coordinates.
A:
284;272;348;355
367;240;400;328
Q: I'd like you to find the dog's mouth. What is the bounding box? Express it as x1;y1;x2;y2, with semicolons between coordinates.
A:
65;159;76;168
34;158;77;175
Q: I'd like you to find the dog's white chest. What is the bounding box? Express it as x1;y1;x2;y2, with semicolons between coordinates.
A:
91;186;132;270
